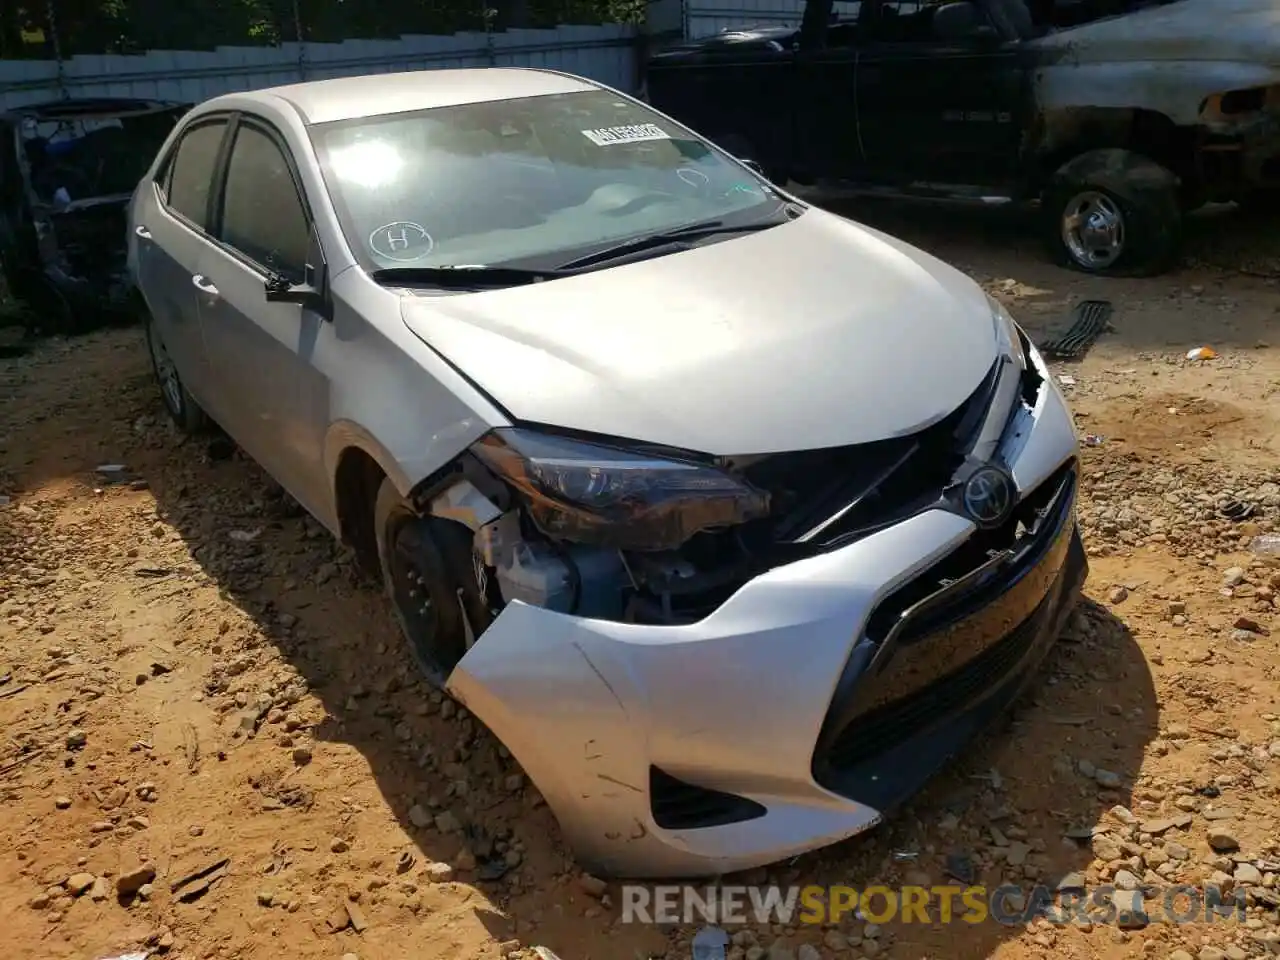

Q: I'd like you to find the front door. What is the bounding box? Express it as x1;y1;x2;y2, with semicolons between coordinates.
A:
855;0;1028;189
792;3;866;182
196;116;333;519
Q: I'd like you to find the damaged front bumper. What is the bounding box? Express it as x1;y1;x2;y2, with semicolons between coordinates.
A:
445;343;1087;880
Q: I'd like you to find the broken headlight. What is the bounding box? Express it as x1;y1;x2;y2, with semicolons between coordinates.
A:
470;428;771;552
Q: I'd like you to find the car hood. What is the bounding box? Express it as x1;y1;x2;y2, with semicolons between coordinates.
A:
399;209;998;456
1031;0;1280;64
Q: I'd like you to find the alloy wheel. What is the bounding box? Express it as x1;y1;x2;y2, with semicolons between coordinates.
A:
1061;190;1126;270
147;320;184;416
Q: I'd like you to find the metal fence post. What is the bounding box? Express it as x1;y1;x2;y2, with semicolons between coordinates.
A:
483;0;497;65
46;0;68;99
293;0;308;80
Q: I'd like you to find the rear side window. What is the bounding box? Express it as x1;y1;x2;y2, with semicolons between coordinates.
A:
165;121;227;229
219;124;310;281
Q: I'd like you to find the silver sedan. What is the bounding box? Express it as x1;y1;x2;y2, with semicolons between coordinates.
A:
128;66;1086;879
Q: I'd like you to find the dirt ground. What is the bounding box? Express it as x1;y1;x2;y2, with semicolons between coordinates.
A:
3;202;1280;960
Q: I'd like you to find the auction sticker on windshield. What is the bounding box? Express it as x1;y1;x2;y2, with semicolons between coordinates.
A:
581;123;670;146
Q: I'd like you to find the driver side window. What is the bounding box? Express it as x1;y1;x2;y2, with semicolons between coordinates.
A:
218;123;311;283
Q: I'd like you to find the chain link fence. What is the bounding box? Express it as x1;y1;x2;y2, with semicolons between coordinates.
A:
0;0;641;59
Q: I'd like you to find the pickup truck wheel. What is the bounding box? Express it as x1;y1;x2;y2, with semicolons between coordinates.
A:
144;309;209;434
1043;150;1181;277
374;478;469;688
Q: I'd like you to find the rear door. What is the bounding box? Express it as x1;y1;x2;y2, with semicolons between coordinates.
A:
196;114;333;518
855;0;1027;189
132;116;231;413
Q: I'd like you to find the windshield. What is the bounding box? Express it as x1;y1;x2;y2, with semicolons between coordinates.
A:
22;106;188;205
311;89;781;271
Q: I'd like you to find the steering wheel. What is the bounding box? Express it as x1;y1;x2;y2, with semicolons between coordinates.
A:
675;167;712;193
675;166;765;204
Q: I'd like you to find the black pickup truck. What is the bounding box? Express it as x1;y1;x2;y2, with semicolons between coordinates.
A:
642;0;1280;275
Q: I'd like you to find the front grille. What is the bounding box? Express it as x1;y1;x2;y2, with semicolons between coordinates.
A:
812;461;1076;780
744;359;1005;547
649;766;767;831
864;461;1075;648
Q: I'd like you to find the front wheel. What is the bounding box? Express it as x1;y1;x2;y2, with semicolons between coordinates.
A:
374;478;471;688
144;308;208;433
1042;149;1182;277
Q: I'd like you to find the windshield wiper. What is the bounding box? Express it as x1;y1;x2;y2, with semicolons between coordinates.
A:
370;265;572;289
555;213;792;272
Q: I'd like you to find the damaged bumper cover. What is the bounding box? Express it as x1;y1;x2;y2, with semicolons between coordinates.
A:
446;342;1087;879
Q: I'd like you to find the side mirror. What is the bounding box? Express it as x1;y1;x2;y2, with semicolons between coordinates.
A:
263;227;332;320
932;1;998;41
737;157;765;175
265;275;326;310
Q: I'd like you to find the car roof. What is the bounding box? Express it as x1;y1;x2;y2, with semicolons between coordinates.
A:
229;67;602;126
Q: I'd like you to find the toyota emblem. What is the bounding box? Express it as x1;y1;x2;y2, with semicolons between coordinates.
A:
962;465;1015;527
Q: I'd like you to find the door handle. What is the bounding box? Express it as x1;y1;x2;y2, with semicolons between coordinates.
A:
134;225;152;240
191;274;219;296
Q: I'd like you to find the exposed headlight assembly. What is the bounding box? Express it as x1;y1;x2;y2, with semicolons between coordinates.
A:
470;428;771;552
988;295;1026;369
964;296;1033;464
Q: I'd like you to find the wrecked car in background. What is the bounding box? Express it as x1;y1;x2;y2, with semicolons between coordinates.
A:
0;98;189;333
130;66;1086;879
642;0;1280;275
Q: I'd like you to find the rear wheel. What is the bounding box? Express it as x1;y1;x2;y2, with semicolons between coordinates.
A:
1042;149;1182;277
144;307;208;433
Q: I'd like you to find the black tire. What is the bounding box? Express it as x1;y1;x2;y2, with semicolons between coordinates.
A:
374;478;470;687
143;307;208;434
1042;149;1182;277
